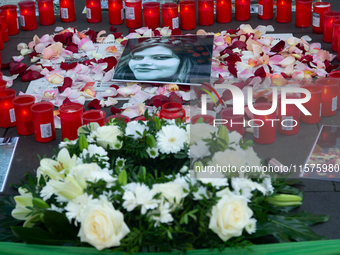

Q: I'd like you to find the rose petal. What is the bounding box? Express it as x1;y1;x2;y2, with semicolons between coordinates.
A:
58;77;73;93
21;70;44;82
87;99;102;109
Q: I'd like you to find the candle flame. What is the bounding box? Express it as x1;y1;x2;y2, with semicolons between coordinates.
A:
23;110;27;115
113;3;116;7
149;10;152;14
185;7;188;11
324;88;327;94
4;102;8;107
204;3;208;8
24;10;28;14
44;3;47;8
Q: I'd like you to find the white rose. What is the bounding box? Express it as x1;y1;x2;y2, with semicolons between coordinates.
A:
209;189;253;242
93;126;123;150
190;123;218;145
152;182;187;209
78;199;130;250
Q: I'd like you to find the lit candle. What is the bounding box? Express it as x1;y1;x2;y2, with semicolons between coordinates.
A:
125;0;143;29
235;0;250;21
12;95;35;136
59;0;76;23
144;2;160;30
59;103;83;141
83;109;106;126
179;0;196;30
278;95;300;135
276;0;292;23
220;108;245;136
295;0;312;28
198;0;214;26
216;0;231;23
191;114;215;125
86;0;102;23
328;71;340;110
0;21;4;50
0;12;9;42
159;102;186;120
30;102;56;143
37;0;55;26
332;19;340;52
18;1;37;31
0;88;16;128
258;0;273;20
162;3;178;30
108;0;124;25
315;78;338;117
323;11;340;43
0;5;19;36
251;103;276;144
300;84;322;124
312;2;331;34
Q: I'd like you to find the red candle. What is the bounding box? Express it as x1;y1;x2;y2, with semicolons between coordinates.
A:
235;0;250;21
37;0;55;26
144;2;160;30
0;12;9;42
162;3;178;30
106;114;131;123
59;103;83;141
315;78;338;117
0;5;19;36
0;89;16;128
332;19;340;52
323;11;340;43
300;84;322;124
83;109;106;126
59;0;76;23
220;108;244;136
179;0;196;30
0;21;4;50
18;1;37;31
276;0;292;23
251;103;276;144
216;0;231;23
295;0;312;28
125;0;143;29
198;0;214;26
108;0;124;25
312;2;331;34
159;102;186;120
191;114;215;125
12;95;35;136
30;102;56;143
258;0;273;20
328;71;340;110
0;80;6;91
278;95;300;135
86;0;102;23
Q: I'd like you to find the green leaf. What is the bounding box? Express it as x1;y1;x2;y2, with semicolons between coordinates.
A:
286;211;330;226
43;211;79;239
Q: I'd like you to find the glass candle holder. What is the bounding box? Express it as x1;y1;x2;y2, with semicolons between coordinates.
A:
0;5;19;35
59;0;76;22
315;78;338;117
0;21;4;50
83;110;106;126
159;102;186;120
216;0;231;23
179;0;196;30
300;84;322;124
312;2;331;34
59;103;83;141
323;11;340;43
106;114;131;123
162;3;178;30
86;0;102;23
258;0;273;20
276;0;292;23
235;0;251;21
198;0;214;26
329;71;340;110
295;0;312;28
0;80;6;91
18;1;37;31
31;102;56;143
338;31;340;61
144;2;160;30
125;0;143;29
191;114;215;125
37;0;55;26
251;103;276;144
0;89;16;128
108;0;124;25
278;95;300;135
12;95;35;136
220;108;245;135
0;12;9;42
332;19;340;52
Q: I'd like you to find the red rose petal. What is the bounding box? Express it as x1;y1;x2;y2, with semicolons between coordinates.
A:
21;70;44;82
128;29;136;33
153;99;166;108
28;52;40;59
220;47;234;57
147;95;169;106
85;30;97;43
87;99;102;109
281;72;291;79
60;62;78;71
223;54;242;65
9;62;28;76
154;30;161;36
110;106;124;114
230;41;247;50
62;98;72;105
169;92;184;104
120;40;128;47
178;85;190;92
65;44;78;54
271;40;285;53
54;32;73;45
110;26;117;32
254;66;266;78
227;28;239;34
213;74;225;85
98;56;118;72
112;32;123;38
58;77;73;93
228;64;238;77
110;84;120;90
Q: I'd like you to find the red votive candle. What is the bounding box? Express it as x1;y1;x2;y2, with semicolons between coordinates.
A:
328;71;340;110
59;103;83;141
143;2;160;30
160;102;186;120
0;5;19;36
198;0;214;26
0;80;6;91
31;102;56;143
86;0;102;23
106;114;131;123
312;2;331;34
251;103;276;144
18;1;37;31
278;95;300;135
295;0;312;28
162;3;178;30
338;31;340;61
220;108;245;136
0;89;16;128
83;110;106;126
12;95;35;136
0;12;9;42
235;0;250;21
258;0;273;20
0;21;4;50
179;0;196;30
108;0;124;25
125;0;143;29
332;19;340;52
276;0;292;23
315;78;338;117
300;84;322;124
323;11;340;43
37;0;55;26
216;0;231;23
59;0;76;23
191;114;215;126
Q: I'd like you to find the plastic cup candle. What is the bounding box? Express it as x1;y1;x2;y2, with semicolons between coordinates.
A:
220;108;244;136
59;0;76;22
278;95;300;136
312;2;331;34
0;89;16;128
30;102;56;143
18;1;37;31
0;21;4;50
191;114;215;125
179;0;196;30
0;80;6;91
0;12;9;42
160;102;186;120
108;0;124;25
235;0;250;21
59;103;83;141
12;95;35;136
125;0;143;29
295;0;312;28
328;71;340;110
0;5;19;36
143;2;160;30
315;78;338;117
83;110;106;126
276;0;292;23
323;11;340;43
251;103;276;145
258;0;273;20
300;85;322;124
338;30;340;61
86;0;102;23
198;0;214;26
216;0;231;23
332;19;340;52
37;0;55;26
162;3;178;30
